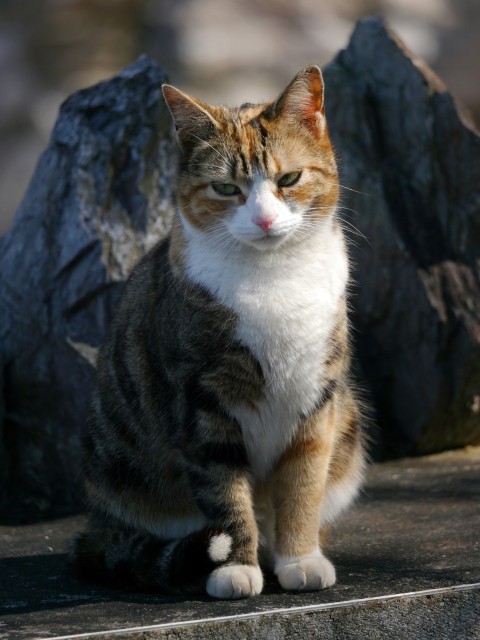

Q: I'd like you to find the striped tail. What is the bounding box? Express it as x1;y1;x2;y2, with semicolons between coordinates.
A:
70;525;233;594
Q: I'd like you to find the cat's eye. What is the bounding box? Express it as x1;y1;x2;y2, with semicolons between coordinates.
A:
212;182;241;196
278;171;302;188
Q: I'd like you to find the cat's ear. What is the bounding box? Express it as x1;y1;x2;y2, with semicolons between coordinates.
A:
272;66;326;138
162;84;219;142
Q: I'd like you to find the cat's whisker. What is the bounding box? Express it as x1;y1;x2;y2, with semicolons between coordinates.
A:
338;184;372;197
336;217;371;247
200;163;232;176
304;204;370;246
203;225;242;255
302;207;372;246
321;176;373;198
185;132;231;165
336;205;363;216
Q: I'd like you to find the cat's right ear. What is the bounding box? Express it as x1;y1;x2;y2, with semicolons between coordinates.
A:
271;66;326;139
162;85;219;142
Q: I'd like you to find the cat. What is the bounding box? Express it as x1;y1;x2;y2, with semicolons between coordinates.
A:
70;66;366;600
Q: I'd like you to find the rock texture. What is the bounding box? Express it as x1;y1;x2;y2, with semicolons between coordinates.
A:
1;17;480;520
324;16;480;457
0;56;175;521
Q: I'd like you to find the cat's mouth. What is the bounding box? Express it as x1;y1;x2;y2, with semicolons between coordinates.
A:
225;219;299;251
244;232;291;251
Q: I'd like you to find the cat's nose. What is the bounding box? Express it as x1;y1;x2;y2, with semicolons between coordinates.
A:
253;214;276;232
257;219;273;232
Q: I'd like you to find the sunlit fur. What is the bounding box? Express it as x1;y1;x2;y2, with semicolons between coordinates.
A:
71;67;366;600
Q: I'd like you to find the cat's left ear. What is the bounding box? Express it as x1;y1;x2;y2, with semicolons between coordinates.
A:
162;84;219;141
273;66;326;138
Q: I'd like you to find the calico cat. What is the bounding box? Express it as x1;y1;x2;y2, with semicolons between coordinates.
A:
71;66;366;599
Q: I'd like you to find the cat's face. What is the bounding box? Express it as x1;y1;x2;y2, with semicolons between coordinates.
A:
163;67;338;252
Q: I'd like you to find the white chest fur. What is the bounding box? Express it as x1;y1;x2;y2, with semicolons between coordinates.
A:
183;220;349;478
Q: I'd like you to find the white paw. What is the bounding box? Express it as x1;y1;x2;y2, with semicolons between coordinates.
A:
206;564;263;599
275;552;336;592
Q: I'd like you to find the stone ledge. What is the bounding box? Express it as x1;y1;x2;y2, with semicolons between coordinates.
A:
1;447;479;639
48;584;480;640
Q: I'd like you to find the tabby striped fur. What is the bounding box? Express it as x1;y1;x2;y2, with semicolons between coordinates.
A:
71;66;366;599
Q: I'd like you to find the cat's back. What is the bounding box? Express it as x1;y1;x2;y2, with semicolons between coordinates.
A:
111;237;171;328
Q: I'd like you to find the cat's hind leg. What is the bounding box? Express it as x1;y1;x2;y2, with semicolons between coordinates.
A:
70;515;235;594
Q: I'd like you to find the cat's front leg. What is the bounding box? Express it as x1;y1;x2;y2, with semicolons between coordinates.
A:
271;407;336;592
274;548;336;591
185;450;263;599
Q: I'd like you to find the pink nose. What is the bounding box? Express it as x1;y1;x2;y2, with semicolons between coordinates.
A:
253;214;275;232
258;219;273;232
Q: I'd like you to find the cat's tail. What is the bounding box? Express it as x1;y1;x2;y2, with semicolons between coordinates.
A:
70;523;233;594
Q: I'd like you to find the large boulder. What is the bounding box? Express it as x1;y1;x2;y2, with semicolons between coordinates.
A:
324;16;480;457
0;56;175;521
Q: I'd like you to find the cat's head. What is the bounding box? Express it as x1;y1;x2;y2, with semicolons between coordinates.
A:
162;67;338;252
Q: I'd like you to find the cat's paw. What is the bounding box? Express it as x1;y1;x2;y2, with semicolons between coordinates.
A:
275;552;336;591
206;564;263;599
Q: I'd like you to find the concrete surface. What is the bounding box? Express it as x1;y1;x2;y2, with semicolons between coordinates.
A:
1;447;479;639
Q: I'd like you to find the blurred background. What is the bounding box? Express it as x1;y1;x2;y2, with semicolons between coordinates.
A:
0;0;479;235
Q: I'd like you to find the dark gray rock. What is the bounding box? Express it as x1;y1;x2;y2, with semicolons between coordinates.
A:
324;16;480;457
0;55;176;521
